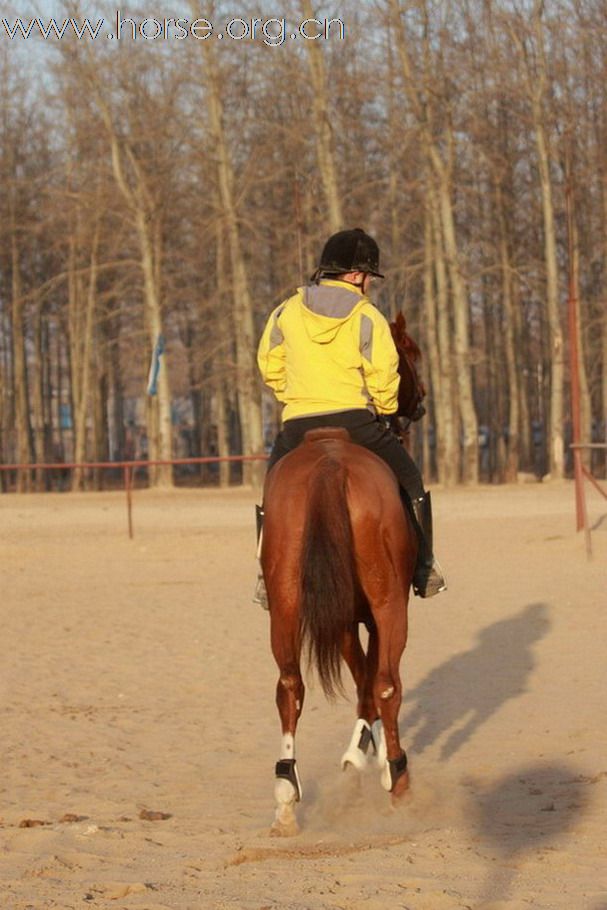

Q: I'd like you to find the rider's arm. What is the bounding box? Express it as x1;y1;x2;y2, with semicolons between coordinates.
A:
359;306;400;415
257;305;287;402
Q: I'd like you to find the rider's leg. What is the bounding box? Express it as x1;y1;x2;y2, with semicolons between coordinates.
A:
345;413;446;598
408;490;446;597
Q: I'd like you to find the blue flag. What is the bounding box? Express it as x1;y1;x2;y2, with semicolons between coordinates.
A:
147;334;165;396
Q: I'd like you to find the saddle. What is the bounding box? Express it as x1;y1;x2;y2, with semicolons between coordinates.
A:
303;427;351;444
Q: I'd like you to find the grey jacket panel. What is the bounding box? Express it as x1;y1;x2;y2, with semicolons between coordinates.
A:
303;284;362;319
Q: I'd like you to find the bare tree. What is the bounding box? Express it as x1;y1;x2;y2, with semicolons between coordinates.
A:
191;11;264;485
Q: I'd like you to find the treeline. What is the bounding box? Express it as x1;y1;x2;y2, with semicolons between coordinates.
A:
0;0;605;491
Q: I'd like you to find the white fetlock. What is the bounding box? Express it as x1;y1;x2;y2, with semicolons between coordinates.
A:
341;718;373;772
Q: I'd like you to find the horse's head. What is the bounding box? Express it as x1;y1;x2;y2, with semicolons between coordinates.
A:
389;312;426;424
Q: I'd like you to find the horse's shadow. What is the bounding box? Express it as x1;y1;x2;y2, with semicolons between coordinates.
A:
403;602;551;759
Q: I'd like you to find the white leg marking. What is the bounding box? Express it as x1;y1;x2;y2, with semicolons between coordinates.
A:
280;733;295;760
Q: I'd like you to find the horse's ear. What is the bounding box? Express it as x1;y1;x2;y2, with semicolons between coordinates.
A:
394;311;406;335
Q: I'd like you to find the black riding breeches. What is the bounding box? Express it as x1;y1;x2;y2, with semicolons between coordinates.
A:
267;409;424;503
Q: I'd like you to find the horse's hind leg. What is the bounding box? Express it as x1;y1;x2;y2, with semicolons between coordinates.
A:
341;624;380;773
270;603;305;836
374;596;410;801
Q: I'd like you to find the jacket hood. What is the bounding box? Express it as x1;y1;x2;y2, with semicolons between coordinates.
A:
297;281;366;344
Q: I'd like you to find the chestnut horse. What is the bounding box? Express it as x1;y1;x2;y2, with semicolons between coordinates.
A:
261;313;424;836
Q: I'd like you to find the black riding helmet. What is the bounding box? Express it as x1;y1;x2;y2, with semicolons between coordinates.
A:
311;228;384;282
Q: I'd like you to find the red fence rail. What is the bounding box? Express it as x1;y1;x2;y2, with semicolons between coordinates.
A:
0;455;269;538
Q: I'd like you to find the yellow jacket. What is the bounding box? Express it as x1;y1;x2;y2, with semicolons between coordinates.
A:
257;279;399;421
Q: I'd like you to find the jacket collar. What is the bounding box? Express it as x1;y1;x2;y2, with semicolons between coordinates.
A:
318;278;364;296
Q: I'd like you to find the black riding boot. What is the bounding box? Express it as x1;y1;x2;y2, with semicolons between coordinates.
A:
253;506;269;609
409;492;447;598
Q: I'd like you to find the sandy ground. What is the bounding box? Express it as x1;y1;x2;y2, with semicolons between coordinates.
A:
1;479;606;910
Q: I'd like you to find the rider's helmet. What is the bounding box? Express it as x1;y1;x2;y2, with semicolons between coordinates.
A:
313;228;384;281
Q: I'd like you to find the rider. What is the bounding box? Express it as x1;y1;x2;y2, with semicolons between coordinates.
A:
255;228;446;604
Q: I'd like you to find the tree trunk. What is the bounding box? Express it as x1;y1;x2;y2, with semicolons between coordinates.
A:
428;181;458;485
391;0;478;481
519;4;564;479
199;32;264;487
301;0;343;232
89;76;173;487
423;197;456;485
106;304;125;462
495;181;520;481
31;302;47;490
216;385;230;489
567;185;592;470
422;206;441;483
432;145;479;483
601;149;607;477
135;207;173;486
72;222;99;489
93;354;109;489
535;114;564;478
10;204;32;491
603;317;607;478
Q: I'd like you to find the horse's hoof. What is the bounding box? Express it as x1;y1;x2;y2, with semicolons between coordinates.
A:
391;770;411;804
269;818;300;837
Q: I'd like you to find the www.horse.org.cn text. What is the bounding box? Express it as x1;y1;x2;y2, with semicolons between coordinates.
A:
1;13;347;45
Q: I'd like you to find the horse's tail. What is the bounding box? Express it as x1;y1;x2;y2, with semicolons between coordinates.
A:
300;456;356;699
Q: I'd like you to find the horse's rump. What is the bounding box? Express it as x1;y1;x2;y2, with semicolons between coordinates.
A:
262;428;414;698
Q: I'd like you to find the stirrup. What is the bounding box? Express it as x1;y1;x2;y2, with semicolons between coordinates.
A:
413;559;447;598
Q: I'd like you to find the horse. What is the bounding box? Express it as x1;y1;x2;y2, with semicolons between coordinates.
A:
260;313;425;836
